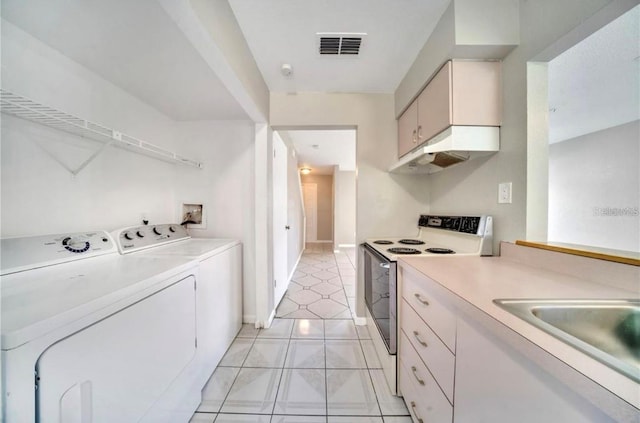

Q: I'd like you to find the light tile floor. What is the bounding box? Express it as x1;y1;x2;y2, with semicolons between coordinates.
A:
276;243;356;319
191;245;410;423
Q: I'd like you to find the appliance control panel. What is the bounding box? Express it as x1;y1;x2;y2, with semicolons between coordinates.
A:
0;231;116;275
418;215;492;236
113;224;189;254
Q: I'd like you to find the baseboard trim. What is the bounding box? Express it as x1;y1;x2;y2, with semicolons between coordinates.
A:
288;249;304;282
338;243;356;248
308;240;333;243
243;314;256;325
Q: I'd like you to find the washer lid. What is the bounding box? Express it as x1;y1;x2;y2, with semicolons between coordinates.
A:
130;238;240;260
1;254;197;350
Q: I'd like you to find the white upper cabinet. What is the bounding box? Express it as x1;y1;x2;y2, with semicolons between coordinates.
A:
397;60;501;158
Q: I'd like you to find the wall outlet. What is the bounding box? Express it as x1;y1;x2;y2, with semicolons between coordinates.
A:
498;182;512;204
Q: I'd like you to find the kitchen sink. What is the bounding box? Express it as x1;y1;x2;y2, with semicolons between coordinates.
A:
493;299;640;382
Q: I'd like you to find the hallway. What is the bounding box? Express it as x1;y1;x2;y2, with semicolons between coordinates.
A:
275;243;357;320
190;245;411;423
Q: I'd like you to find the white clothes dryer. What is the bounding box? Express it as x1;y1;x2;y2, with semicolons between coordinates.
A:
1;231;201;422
111;224;242;387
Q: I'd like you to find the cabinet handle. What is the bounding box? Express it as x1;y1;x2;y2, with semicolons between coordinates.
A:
410;401;424;423
414;293;429;306
412;129;417;144
413;330;428;347
411;365;425;385
417;125;423;140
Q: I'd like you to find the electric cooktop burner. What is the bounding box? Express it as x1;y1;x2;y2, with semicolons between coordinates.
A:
387;247;422;255
426;248;456;254
398;239;425;245
373;240;393;245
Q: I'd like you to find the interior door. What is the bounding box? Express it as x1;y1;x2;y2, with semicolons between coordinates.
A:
302;183;318;242
273;134;289;307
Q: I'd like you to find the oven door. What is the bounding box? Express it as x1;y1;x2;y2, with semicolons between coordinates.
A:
361;243;397;355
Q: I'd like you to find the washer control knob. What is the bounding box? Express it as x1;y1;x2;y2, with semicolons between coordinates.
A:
136;231;145;238
62;237;90;253
169;226;176;233
123;231;134;241
153;227;162;235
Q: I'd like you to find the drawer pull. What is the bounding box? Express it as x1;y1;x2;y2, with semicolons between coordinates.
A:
413;330;428;347
411;365;425;385
414;293;429;306
412;130;417;144
417;125;423;140
410;401;424;423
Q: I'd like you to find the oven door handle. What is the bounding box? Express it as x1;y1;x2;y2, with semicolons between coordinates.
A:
379;263;390;269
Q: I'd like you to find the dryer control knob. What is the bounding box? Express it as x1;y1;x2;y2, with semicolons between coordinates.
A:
123;231;134;240
169;226;176;233
136;231;145;238
153;227;162;235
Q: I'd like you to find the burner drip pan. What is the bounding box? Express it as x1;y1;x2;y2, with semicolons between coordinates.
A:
426;248;456;254
387;247;421;255
373;240;393;245
399;239;425;245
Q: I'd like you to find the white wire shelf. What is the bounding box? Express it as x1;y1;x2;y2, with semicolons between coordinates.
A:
0;89;203;171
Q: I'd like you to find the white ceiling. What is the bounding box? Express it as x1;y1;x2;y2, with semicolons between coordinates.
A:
0;0;249;121
283;129;356;175
228;0;450;93
548;5;639;143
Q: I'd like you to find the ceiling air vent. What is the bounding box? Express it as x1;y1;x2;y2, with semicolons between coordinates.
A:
317;33;366;55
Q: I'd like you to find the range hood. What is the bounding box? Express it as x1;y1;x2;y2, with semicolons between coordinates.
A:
389;126;499;174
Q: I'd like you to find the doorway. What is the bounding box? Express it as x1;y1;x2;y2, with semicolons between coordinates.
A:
302;183;318;242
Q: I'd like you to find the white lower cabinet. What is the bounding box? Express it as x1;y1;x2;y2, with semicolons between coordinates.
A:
398;264;622;423
454;318;616;423
399;332;453;423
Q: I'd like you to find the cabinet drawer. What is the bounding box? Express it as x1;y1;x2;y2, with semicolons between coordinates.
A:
399;332;453;423
401;299;455;401
402;268;456;351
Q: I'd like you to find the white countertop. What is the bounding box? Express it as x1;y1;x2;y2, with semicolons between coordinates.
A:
398;252;640;410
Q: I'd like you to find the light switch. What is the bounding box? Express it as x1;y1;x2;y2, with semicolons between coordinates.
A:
498;182;512;204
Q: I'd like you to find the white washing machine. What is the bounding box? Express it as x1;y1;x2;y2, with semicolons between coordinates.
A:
1;230;202;422
111;223;242;387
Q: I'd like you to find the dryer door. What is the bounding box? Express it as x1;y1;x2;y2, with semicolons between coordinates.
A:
36;276;197;423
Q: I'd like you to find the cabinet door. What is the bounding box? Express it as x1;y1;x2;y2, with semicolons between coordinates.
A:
451;61;501;126
417;61;452;144
454;318;616;423
398;100;418;157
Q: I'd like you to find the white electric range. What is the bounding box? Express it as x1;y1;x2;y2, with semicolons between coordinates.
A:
364;215;493;261
361;215;493;394
1;230;201;422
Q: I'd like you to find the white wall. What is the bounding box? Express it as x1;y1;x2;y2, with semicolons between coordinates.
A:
0;19;259;321
395;0;616;255
1;20;179;236
548;120;639;251
334;170;356;248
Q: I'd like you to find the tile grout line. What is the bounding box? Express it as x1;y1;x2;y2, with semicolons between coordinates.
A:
214;329;259;417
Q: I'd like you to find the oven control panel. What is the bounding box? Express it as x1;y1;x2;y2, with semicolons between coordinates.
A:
112;224;189;254
0;231;116;275
418;215;492;236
